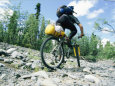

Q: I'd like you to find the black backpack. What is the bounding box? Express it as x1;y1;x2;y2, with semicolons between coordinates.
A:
56;5;67;18
56;5;74;18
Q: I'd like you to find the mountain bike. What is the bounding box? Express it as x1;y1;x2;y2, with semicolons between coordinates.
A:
40;36;80;70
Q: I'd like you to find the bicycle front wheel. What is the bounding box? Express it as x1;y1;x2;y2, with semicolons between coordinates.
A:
40;36;64;69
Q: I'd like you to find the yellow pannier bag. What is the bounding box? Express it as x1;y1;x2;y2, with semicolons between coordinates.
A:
45;24;65;37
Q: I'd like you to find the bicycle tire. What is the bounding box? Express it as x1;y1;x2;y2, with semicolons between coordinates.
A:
40;36;64;69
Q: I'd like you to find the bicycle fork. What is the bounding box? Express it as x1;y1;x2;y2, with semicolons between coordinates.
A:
73;45;80;67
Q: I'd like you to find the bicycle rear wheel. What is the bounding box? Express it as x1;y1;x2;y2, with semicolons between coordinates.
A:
40;36;64;69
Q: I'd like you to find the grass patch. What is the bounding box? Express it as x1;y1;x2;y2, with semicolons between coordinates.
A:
84;55;96;62
34;67;40;72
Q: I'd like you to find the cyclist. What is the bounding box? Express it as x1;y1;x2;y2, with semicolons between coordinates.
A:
56;5;84;46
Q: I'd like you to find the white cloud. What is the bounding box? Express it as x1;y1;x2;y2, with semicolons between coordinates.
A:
68;0;98;17
101;38;110;47
101;38;115;47
0;0;13;21
0;0;11;7
102;27;113;34
0;8;13;21
87;9;104;19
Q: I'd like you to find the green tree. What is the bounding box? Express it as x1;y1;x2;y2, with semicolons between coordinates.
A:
16;12;28;46
8;11;18;44
102;41;115;59
35;3;41;19
23;14;38;48
78;36;90;56
0;22;4;42
37;18;51;50
39;17;46;39
89;33;98;56
97;40;103;58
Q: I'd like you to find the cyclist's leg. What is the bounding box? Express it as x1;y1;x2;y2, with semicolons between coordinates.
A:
65;22;77;48
68;26;77;40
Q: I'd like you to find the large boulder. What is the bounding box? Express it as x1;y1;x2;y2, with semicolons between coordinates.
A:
0;57;4;61
4;59;13;64
0;49;9;56
11;51;24;59
6;48;17;54
0;63;5;67
85;75;102;86
31;60;41;69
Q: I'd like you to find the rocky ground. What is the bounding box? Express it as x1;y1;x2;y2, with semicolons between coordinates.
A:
0;42;115;86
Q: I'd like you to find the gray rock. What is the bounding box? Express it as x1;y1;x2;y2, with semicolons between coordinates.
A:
6;83;14;86
0;74;6;79
6;48;17;54
4;59;13;64
0;57;4;61
22;58;29;62
11;51;21;59
16;55;24;59
25;63;32;67
69;58;74;62
85;75;95;83
109;67;115;71
62;73;68;77
10;51;25;60
12;60;25;68
35;81;41;86
0;63;5;67
21;74;31;79
21;71;49;79
15;74;21;79
85;75;102;85
39;78;57;86
31;71;48;78
31;60;41;69
0;49;6;53
52;78;61;83
98;72;109;77
24;52;29;56
31;76;37;81
0;49;9;56
83;67;92;73
68;74;77;79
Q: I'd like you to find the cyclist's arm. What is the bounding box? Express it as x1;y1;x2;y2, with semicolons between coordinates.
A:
69;15;84;37
78;23;84;37
71;16;84;37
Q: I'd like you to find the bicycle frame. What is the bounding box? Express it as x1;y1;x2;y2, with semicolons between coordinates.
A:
59;37;80;57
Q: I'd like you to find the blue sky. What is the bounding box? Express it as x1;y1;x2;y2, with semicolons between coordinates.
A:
0;0;115;43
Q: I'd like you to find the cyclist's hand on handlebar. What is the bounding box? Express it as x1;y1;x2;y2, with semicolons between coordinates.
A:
78;33;84;38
